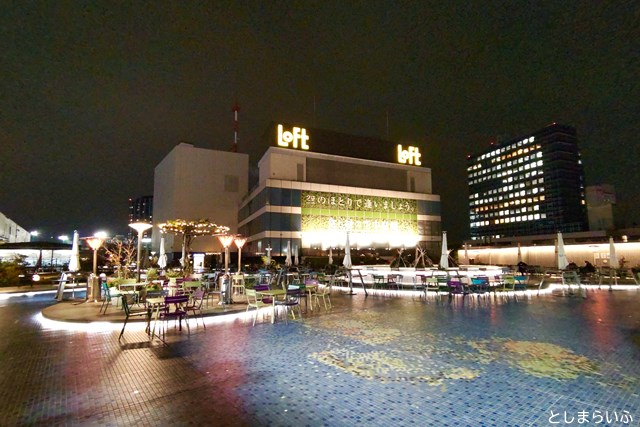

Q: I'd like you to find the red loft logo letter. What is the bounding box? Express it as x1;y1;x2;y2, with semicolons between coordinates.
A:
277;124;310;150
397;145;422;165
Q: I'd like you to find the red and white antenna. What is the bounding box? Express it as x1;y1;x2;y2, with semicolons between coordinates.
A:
231;102;239;152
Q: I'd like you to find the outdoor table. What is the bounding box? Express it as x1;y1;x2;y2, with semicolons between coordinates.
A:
119;282;145;293
255;289;285;324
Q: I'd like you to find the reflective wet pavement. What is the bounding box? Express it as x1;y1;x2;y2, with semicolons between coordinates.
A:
1;289;639;426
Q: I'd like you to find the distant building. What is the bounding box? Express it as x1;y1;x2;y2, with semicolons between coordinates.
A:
468;123;588;240
586;184;616;231
238;123;441;256
128;195;153;238
152;124;442;267
0;212;30;243
152;143;249;256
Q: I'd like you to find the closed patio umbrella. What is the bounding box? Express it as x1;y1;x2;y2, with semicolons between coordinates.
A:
517;242;522;264
328;247;333;265
343;232;354;293
439;231;449;269
68;230;80;273
158;236;167;271
608;236;618;269
285;240;292;267
557;232;569;270
294;244;299;266
343;233;352;269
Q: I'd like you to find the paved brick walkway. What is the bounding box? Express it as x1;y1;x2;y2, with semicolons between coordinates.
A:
0;293;253;426
1;288;639;426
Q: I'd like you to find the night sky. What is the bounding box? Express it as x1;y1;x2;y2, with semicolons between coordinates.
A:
1;1;638;245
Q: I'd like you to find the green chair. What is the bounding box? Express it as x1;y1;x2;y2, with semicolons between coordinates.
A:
119;294;151;340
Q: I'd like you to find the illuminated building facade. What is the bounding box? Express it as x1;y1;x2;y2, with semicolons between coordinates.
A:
468;123;588;240
238;124;441;256
128;196;153;223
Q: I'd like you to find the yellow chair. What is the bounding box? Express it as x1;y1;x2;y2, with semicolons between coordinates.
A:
314;282;332;310
245;289;271;326
231;274;245;296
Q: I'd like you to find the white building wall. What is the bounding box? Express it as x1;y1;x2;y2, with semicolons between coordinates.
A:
152;143;248;254
0;212;30;243
459;241;640;269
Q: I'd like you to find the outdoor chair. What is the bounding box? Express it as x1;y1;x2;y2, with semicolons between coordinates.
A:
387;274;402;292
158;295;190;340
425;277;440;295
275;286;302;323
372;274;386;289
447;278;468;296
185;288;206;330
100;282;122;314
495;275;516;294
313;281;332;310
231;274;245;295
245;288;271;326
414;275;427;296
514;275;528;293
436;276;450;294
119;294;151;340
470;277;489;298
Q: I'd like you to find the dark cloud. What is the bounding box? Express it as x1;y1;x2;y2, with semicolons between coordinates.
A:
1;1;638;243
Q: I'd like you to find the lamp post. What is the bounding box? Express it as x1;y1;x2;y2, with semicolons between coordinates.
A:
234;235;247;273
85;236;105;276
218;234;235;304
129;222;153;282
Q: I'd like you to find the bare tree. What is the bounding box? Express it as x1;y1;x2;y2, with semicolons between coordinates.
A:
103;238;136;278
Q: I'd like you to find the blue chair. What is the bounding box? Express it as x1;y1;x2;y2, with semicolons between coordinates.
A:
470;277;489;297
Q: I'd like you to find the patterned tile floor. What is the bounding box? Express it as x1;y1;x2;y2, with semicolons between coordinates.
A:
0;288;639;426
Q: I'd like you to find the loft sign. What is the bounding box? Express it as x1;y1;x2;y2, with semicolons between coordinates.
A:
277;124;310;150
397;144;422;165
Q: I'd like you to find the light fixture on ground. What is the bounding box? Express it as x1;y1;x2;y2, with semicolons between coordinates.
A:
218;234;235;304
234;235;247;273
129;222;153;282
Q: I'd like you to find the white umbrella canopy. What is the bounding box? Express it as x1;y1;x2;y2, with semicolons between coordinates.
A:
439;231;449;269
328;247;333;265
609;236;618;269
557;232;569;270
342;233;352;269
294;244;299;266
158;236;167;270
68;230;80;272
285;240;292;267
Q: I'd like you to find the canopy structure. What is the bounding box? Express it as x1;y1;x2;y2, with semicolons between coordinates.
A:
159;219;229;272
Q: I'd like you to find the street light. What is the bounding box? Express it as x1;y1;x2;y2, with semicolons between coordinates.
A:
129;222;153;282
217;234;235;304
234;235;247;273
85;236;105;276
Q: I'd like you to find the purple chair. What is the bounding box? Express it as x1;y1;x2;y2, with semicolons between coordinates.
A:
254;284;273;304
447;279;468;296
158;295;190;339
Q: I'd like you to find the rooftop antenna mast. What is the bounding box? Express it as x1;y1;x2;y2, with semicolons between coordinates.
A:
231;101;239;152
